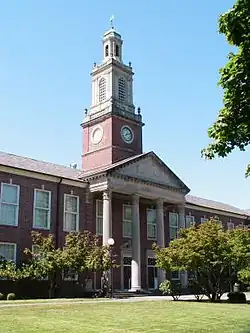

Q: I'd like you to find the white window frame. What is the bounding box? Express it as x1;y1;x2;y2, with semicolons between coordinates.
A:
200;217;208;224
96;199;103;236
171;270;180;281
147;208;157;240
0;242;17;262
63;194;80;232
123;204;132;238
169;212;179;241
185;215;195;228
0;183;20;227
33;189;51;230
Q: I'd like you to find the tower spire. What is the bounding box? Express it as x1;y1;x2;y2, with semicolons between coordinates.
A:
110;15;115;30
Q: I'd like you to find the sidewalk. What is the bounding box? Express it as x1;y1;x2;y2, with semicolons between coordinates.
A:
0;292;249;308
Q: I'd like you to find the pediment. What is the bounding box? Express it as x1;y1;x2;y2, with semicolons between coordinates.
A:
113;152;189;192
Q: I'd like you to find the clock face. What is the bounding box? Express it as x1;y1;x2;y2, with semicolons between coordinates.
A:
121;125;134;144
91;125;104;145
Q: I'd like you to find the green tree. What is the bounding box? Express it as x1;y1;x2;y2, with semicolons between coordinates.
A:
0;261;22;280
62;231;114;288
154;220;250;301
24;231;63;298
201;0;250;176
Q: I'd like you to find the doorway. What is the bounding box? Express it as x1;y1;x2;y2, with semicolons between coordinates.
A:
123;256;131;290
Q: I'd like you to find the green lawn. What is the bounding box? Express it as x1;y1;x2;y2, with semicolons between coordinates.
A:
1;300;250;333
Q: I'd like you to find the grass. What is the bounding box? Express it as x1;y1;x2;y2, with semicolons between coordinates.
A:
0;300;250;333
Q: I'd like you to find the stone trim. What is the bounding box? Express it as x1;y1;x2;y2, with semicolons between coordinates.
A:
185;203;247;219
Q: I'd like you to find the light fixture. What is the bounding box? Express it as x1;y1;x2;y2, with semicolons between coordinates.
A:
107;238;115;246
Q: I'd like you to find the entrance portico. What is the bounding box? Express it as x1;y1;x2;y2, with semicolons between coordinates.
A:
84;151;190;290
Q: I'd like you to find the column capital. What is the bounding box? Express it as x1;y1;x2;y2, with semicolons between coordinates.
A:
177;203;185;214
103;189;112;201
132;193;140;203
156;198;164;206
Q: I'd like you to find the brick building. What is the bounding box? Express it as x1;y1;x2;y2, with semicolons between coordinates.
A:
0;26;249;296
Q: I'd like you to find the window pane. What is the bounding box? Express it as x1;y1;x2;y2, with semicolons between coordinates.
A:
170;213;178;227
35;191;50;209
123;206;132;221
2;184;18;204
148;257;156;266
148;224;156;239
123;257;132;265
65;213;77;231
147;209;156;224
97;217;103;234
97;200;103;216
123;221;132;237
170;227;178;240
0;244;15;261
0;204;17;226
186;216;194;228
65;196;78;213
172;271;180;280
34;208;49;228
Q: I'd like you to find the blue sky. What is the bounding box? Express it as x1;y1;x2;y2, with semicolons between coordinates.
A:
1;0;249;209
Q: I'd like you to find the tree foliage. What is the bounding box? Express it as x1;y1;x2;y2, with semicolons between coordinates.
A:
201;0;250;176
154;219;250;301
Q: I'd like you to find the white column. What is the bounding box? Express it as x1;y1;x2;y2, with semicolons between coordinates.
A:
156;198;165;285
178;204;188;288
130;194;141;291
102;190;112;246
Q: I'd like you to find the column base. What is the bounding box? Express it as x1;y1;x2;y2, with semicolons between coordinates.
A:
128;287;142;292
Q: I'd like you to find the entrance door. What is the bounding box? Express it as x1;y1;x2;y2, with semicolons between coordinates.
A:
123;256;131;290
148;257;157;289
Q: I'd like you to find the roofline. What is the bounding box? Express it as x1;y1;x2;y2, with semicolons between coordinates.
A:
0;164;87;185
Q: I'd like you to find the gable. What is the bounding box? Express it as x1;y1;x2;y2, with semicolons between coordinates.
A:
114;154;185;189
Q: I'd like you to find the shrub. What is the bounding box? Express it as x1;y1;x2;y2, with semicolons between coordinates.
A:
0;293;4;300
227;292;246;304
188;280;205;301
159;279;181;301
7;293;16;301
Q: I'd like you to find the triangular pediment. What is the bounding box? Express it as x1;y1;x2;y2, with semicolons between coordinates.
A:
112;152;189;192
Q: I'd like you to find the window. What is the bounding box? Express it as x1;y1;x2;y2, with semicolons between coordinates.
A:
123;205;132;238
118;77;126;101
115;44;119;57
99;78;106;102
185;215;195;228
105;45;109;57
171;271;180;280
227;221;235;230
63;194;79;232
0;183;20;226
0;243;16;262
33;189;51;229
200;217;208;224
96;200;103;235
147;209;156;240
62;268;78;281
169;212;179;241
148;257;157;289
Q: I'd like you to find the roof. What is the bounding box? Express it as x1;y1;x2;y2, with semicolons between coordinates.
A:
0;150;249;217
82;151;190;191
0;151;82;181
186;195;247;216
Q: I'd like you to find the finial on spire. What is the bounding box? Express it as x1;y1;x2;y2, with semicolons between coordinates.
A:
110;15;115;29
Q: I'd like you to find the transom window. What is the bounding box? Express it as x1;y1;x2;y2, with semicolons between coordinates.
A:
63;194;79;232
96;200;103;235
147;209;156;240
33;189;51;230
0;242;16;262
169;212;179;241
123;205;132;238
99;78;106;102
0;183;20;226
118;77;126;101
185;215;195;228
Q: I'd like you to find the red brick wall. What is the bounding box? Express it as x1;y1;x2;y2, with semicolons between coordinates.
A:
81;115;143;172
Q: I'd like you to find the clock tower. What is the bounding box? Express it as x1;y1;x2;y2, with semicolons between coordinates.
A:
81;24;144;173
